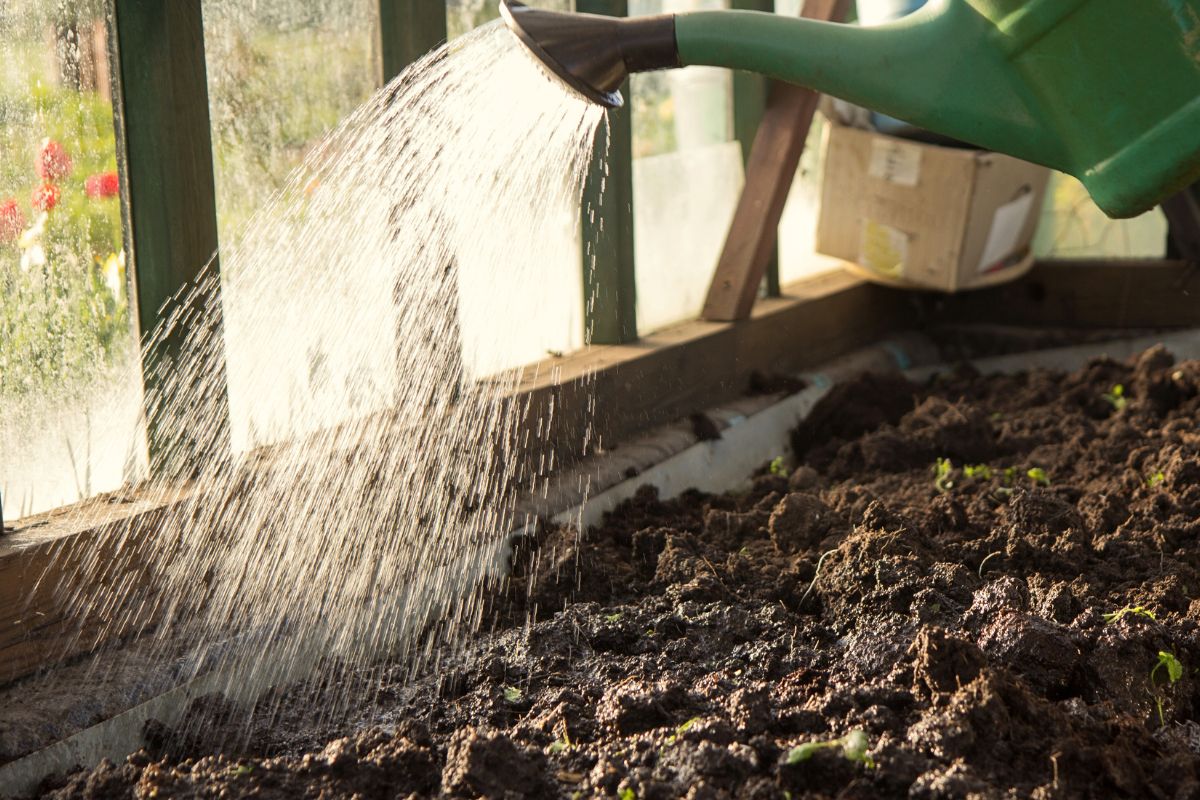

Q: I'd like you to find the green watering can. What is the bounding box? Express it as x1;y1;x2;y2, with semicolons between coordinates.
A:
501;0;1200;219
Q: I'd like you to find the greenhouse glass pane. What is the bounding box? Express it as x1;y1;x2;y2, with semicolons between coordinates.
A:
447;0;583;375
1033;173;1168;259
202;0;382;452
630;0;739;334
0;1;145;521
448;0;572;40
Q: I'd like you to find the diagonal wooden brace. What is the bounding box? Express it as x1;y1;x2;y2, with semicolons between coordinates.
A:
702;0;851;322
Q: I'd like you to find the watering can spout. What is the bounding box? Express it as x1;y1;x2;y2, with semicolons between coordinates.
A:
500;0;678;108
503;0;1200;219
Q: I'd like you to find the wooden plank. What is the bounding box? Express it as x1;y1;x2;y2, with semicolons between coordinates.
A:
932;259;1200;329
730;0;778;297
578;0;637;345
0;488;189;686
702;0;851;322
378;0;447;85
110;0;230;475
1162;187;1200;262
509;265;912;468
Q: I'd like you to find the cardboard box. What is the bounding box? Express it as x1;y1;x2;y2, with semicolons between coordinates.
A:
815;121;1051;293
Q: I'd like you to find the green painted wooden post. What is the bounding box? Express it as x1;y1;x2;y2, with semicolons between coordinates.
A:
110;0;230;476
578;0;637;345
730;0;779;296
378;0;448;84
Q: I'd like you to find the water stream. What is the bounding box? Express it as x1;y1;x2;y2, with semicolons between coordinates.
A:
58;21;606;724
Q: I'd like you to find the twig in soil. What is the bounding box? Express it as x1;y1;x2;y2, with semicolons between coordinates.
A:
978;551;1003;580
700;554;744;601
800;549;838;609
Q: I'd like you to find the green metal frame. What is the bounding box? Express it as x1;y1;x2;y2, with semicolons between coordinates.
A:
110;0;229;475
379;0;447;84
578;0;638;345
729;0;777;296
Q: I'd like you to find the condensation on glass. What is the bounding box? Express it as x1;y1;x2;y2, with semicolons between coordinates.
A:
0;1;145;520
630;0;740;334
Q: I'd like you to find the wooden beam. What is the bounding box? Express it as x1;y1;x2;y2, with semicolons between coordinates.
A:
730;0;778;297
578;0;637;345
110;0;230;475
1162;187;1200;262
378;0;447;85
509;265;912;465
0;488;188;686
931;259;1200;329
701;0;851;322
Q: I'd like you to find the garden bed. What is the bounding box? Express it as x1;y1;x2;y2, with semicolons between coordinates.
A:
30;343;1200;798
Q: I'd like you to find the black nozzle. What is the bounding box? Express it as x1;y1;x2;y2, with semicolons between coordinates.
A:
500;0;679;108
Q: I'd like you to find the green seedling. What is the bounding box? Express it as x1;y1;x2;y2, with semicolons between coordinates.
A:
231;764;253;777
1147;471;1166;488
1027;467;1051;487
548;738;569;755
503;685;523;703
769;456;789;477
934;458;955;493
1103;605;1156;624
1002;467;1017;486
1103;384;1128;411
604;612;622;623
1151;650;1183;726
786;729;875;769
618;788;636;800
963;464;993;481
667;716;701;744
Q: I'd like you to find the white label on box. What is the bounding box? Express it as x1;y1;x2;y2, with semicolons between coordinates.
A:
977;190;1036;273
859;219;909;278
868;138;923;187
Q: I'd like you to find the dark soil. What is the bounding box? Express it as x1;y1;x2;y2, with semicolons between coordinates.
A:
32;344;1200;799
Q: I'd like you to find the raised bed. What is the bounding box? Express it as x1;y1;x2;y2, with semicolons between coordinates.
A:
19;338;1200;799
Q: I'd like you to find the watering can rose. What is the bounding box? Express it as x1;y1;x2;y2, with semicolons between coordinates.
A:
37;139;72;181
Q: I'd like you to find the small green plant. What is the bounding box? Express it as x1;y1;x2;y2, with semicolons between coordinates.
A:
934;458;955;493
503;685;523;703
667;717;701;744
618;788;636;800
604;612;622;623
1147;471;1166;488
231;764;254;777
548;738;569;755
1027;467;1051;487
1002;467;1018;486
1103;384;1128;411
786;729;874;769
769;456;789;477
1151;651;1183;726
963;464;993;480
1103;605;1156;624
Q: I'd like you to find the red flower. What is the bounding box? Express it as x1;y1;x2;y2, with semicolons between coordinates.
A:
85;171;120;199
0;199;24;243
32;184;61;212
37;139;72;181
